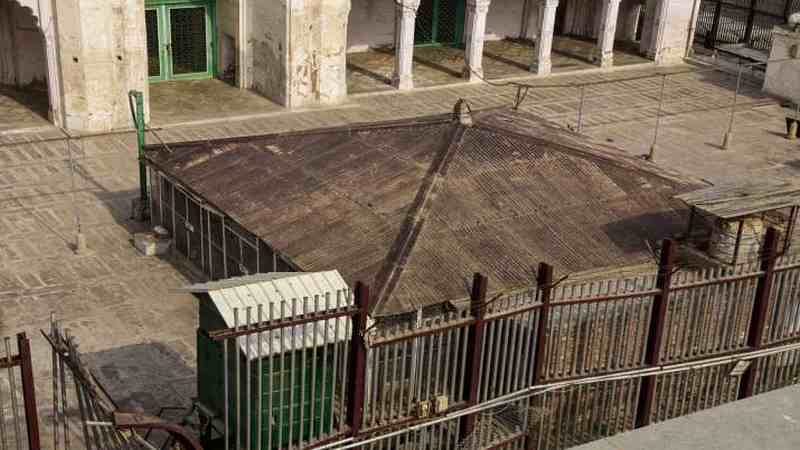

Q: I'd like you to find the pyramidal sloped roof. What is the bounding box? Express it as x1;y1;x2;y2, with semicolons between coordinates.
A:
145;106;699;317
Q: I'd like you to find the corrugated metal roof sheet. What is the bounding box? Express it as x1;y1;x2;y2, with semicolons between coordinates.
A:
148;107;700;318
185;271;352;359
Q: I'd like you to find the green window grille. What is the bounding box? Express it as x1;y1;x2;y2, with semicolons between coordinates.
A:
414;0;466;46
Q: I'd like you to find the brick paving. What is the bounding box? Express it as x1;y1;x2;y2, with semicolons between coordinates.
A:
0;61;798;445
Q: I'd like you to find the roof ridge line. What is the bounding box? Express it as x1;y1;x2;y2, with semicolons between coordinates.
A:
371;123;466;314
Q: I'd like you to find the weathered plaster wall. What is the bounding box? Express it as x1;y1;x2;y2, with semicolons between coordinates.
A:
0;0;48;86
561;0;602;38
764;26;800;104
217;0;239;77
347;0;394;51
287;0;349;107
641;0;695;64
52;0;147;131
485;0;526;40
251;0;287;104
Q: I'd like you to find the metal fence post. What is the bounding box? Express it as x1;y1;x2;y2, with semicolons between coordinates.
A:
524;262;553;450
722;64;744;150
576;85;586;133
739;227;780;399
635;239;676;428
17;332;41;450
347;282;370;436
460;273;488;441
707;1;722;48
646;74;667;161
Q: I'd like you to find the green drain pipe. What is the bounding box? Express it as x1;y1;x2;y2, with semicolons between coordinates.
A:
128;90;148;213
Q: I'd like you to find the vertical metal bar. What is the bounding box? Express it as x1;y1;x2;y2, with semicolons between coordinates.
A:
3;338;22;450
348;283;370;436
246;308;252;450
732;220;745;265
257;305;264;450
646;74;667;161
722;64;744;150
309;296;319;441
234;309;242;450
743;0;756;45
636;239;676;428
50;318;59;450
16;334;40;450
708;0;722;48
740;227;780;399
58;331;69;450
223;331;230;450
288;299;297;450
576;85;586;133
459;273;488;441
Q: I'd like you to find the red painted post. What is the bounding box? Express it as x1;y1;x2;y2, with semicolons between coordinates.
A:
739;227;779;399
635;239;676;428
524;263;553;450
459;273;488;440
347;282;370;436
17;333;41;450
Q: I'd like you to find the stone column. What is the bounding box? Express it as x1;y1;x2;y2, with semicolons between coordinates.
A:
532;0;559;75
624;2;644;41
393;0;420;90
463;0;492;82
598;0;622;68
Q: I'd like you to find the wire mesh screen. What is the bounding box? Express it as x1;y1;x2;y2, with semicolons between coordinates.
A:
170;6;208;75
414;0;464;45
146;9;160;78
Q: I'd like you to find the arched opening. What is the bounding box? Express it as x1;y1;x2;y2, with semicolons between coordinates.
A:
0;0;56;131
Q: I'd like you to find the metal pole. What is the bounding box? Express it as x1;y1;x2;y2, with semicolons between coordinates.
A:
576;85;586;133
635;239;676;428
739;227;779;399
460;273;488;442
646;74;667;161
722;64;744;150
128;90;148;218
17;334;41;450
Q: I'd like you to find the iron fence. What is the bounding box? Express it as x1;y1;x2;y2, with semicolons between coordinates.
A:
696;0;800;52
0;333;39;450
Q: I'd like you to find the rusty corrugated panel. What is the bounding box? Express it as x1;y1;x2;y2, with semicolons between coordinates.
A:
144;108;698;317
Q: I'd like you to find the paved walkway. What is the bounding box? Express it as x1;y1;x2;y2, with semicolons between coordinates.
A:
0;85;50;132
574;384;800;450
0;60;798;444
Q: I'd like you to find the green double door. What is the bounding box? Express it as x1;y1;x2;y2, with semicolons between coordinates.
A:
146;0;215;82
415;0;466;46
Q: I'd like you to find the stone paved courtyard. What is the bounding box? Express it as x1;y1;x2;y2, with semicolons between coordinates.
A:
347;37;650;94
1;59;799;444
0;85;51;132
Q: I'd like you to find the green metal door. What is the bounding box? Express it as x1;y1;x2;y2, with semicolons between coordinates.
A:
146;0;215;82
414;0;466;46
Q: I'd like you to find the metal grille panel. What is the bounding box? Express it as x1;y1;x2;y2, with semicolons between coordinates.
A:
146;10;160;77
170;7;208;75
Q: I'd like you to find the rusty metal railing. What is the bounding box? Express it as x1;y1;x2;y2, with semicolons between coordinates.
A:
0;333;40;450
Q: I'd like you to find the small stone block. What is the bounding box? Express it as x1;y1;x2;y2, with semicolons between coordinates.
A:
134;232;171;256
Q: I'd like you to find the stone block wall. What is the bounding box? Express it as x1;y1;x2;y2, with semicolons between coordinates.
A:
287;0;349;107
54;0;148;131
642;0;697;64
764;25;800;104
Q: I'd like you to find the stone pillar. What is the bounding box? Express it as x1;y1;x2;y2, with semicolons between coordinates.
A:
463;0;492;82
393;0;420;90
624;2;643;41
532;0;559;76
598;0;622;68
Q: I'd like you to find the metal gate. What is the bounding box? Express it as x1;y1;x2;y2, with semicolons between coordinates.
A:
415;0;466;46
696;0;800;52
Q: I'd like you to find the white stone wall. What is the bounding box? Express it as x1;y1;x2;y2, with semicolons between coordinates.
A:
764;26;800;104
0;0;48;86
347;0;395;51
485;0;526;40
250;0;288;103
287;0;350;107
642;0;696;64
